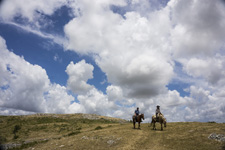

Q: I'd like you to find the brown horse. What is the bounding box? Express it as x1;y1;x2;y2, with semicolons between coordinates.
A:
132;114;144;129
150;114;166;131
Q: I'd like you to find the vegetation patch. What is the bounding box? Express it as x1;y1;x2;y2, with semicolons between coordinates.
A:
67;131;81;136
0;135;7;143
208;121;216;123
13;125;21;139
95;126;103;130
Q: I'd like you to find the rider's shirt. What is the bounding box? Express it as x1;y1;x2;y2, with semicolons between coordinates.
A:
135;110;139;115
155;108;161;114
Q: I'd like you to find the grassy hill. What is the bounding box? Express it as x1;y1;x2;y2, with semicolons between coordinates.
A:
0;114;225;150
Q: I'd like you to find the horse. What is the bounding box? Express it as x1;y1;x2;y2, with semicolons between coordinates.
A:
150;114;166;131
132;114;144;129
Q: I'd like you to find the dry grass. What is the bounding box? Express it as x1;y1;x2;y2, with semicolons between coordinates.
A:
0;114;225;150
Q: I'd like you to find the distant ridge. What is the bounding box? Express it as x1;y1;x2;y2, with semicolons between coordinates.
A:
23;113;128;123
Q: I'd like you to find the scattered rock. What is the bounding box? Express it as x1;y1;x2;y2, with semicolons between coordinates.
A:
188;130;194;133
59;145;64;147
107;140;115;145
116;137;122;140
81;136;89;140
0;143;22;150
82;114;99;120
208;133;225;142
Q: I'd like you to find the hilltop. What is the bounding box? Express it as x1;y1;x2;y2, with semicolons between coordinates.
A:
0;113;225;150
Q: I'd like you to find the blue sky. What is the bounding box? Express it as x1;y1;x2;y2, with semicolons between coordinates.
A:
0;0;225;122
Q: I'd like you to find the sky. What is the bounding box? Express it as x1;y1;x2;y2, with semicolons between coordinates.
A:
0;0;225;123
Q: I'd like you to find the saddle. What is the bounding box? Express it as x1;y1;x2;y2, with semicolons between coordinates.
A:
133;115;142;122
154;114;163;122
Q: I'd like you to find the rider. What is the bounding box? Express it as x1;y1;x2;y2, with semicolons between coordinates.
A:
134;107;139;121
155;105;161;119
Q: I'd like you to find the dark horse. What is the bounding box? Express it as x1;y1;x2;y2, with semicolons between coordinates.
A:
132;114;144;129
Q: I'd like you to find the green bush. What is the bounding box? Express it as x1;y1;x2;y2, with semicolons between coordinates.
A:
13;125;21;139
67;131;81;136
95;126;103;130
13;135;19;139
208;121;216;123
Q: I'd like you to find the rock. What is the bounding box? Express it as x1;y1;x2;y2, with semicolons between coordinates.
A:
0;143;22;150
208;133;225;142
107;140;115;145
81;136;89;140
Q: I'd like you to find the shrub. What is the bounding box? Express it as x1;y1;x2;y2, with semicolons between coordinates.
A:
76;127;82;130
13;135;19;139
208;121;216;123
95;126;103;130
67;131;81;136
13;125;21;139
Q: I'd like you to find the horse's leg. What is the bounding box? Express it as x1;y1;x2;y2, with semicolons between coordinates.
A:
133;121;135;129
138;122;140;129
161;122;163;131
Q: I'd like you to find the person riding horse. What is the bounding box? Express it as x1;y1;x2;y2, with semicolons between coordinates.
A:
134;107;139;122
155;105;161;120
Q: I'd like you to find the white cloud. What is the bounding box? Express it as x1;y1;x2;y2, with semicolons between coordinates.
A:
0;107;35;116
65;60;94;95
0;0;67;25
77;88;116;116
184;57;225;85
0;0;67;46
0;37;50;112
0;36;75;114
106;85;123;101
45;84;74;113
169;0;225;58
1;0;225;123
65;1;174;99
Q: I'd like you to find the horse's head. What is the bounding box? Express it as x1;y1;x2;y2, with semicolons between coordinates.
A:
164;119;167;127
141;113;144;120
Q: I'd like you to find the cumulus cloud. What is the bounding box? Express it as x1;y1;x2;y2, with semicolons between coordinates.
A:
65;60;94;95
45;84;74;113
64;1;174;99
0;37;50;112
184;57;225;85
106;85;123;102
0;0;67;26
0;36;75;114
169;0;225;58
1;0;225;123
77;88;116;116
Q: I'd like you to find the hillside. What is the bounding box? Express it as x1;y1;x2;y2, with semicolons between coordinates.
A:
0;114;225;150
